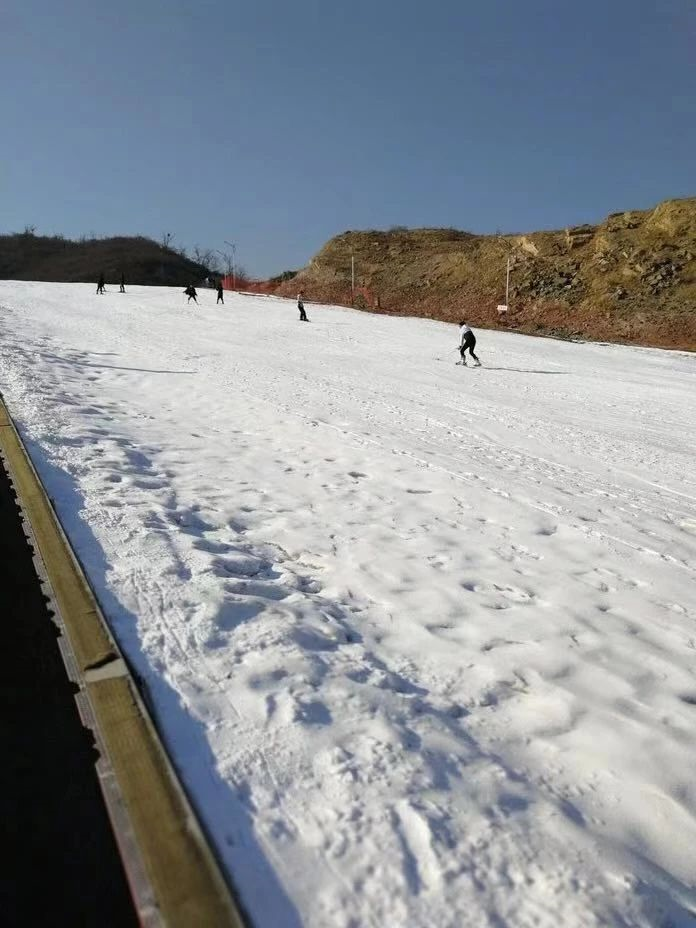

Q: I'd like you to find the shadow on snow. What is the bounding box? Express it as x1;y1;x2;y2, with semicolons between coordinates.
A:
25;441;302;928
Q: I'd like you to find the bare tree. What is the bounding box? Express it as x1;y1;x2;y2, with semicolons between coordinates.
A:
234;264;250;288
201;249;219;273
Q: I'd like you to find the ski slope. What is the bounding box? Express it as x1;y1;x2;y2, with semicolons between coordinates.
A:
1;281;696;928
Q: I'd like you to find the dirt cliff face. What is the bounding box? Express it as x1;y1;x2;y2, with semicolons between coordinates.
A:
278;198;696;350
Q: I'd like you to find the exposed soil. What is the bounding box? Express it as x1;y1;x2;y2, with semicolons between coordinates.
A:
278;197;696;350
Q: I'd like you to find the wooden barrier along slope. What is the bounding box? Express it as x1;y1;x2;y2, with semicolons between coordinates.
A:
0;396;246;928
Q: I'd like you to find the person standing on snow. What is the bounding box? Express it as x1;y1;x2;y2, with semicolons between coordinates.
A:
217;281;224;304
119;272;126;293
185;284;198;304
96;273;106;294
297;290;308;321
457;321;481;366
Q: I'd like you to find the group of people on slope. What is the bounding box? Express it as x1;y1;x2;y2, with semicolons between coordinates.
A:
95;275;225;304
185;281;225;304
296;295;480;365
183;286;310;322
95;277;481;363
96;273;126;294
178;287;309;322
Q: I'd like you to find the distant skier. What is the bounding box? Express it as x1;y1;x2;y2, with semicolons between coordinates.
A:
297;291;308;321
216;281;224;304
457;321;481;366
184;284;198;304
119;272;126;293
96;273;106;295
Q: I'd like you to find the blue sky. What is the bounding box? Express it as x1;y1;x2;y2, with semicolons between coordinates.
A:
1;0;693;277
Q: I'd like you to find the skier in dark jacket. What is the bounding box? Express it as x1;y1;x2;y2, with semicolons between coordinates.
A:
119;273;126;293
185;285;198;304
216;281;224;304
96;273;106;294
457;322;481;366
297;290;308;321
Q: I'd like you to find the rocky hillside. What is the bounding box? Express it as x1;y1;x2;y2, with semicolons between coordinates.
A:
0;233;213;287
279;197;696;350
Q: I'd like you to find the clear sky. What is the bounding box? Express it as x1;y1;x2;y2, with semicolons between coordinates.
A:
1;0;694;277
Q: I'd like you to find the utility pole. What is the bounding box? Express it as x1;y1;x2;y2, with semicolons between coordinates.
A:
495;254;512;322
351;253;355;304
216;250;231;284
506;256;510;307
224;241;236;290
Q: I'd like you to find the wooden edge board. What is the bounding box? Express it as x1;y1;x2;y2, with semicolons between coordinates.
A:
0;396;246;928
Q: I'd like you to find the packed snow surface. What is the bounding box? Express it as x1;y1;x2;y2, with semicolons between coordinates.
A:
2;281;696;928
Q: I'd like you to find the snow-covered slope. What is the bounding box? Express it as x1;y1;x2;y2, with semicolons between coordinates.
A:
1;281;695;928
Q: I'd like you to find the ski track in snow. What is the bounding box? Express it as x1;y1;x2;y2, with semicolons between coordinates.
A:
2;281;696;928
